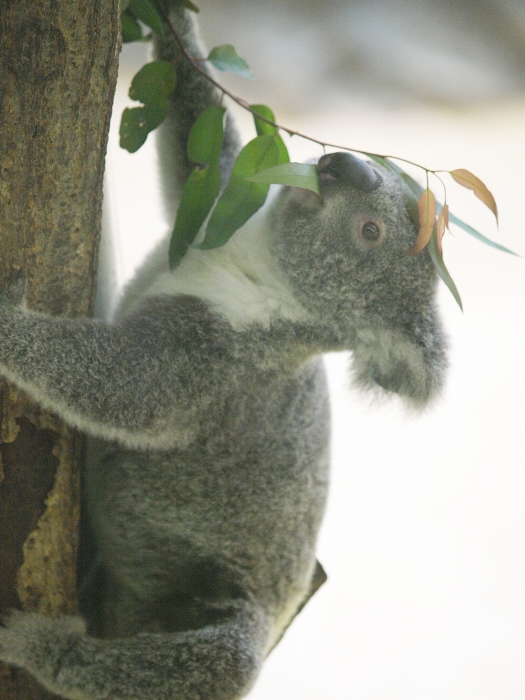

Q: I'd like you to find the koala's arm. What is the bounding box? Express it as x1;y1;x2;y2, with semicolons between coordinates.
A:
0;296;223;449
0;602;269;700
155;2;241;219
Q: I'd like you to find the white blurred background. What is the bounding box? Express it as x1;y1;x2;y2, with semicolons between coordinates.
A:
101;1;525;697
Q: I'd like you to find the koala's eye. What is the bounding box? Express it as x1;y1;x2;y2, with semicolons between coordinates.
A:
361;221;381;242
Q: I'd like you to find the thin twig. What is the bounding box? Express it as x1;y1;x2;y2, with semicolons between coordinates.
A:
156;4;437;176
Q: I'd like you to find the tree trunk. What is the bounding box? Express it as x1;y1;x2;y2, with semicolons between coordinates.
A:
0;1;120;698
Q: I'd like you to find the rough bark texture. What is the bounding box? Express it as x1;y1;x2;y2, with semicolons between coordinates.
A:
0;1;120;698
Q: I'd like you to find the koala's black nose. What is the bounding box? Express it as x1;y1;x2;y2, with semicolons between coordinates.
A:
317;152;381;192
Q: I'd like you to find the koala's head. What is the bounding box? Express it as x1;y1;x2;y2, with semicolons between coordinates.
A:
270;152;448;407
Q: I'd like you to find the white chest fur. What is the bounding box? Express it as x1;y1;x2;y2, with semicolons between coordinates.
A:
116;201;310;330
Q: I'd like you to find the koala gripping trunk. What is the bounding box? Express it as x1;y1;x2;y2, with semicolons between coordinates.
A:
0;2;120;699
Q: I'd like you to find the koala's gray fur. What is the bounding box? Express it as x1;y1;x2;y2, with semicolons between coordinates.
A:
0;4;447;699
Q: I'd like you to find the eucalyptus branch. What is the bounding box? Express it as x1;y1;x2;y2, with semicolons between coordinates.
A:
124;0;510;309
156;3;441;176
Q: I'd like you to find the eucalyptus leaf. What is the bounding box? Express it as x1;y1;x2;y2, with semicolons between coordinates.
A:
119;103;167;153
251;104;277;136
436;206;448;254
129;61;177;103
180;0;200;11
368;155;424;198
199;135;280;249
275;138;289;165
371;157;516;252
450;169;498;223
169;106;226;268
186;105;225;164
366;153;389;169
247;162;320;195
129;0;163;36
250;104;289;164
120;62;177;153
446;210;517;256
121;11;143;42
408;188;436;255
427;231;463;310
207;45;254;78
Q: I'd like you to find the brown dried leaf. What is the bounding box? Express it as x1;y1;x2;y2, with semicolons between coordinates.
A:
441;203;449;228
450;169;498;223
408;188;436;255
436;204;448;255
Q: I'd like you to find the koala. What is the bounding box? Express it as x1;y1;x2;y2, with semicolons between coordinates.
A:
0;4;447;700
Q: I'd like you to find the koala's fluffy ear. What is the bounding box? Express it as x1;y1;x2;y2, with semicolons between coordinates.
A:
351;313;448;408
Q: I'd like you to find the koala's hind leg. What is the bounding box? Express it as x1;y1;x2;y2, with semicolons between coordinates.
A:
0;600;269;700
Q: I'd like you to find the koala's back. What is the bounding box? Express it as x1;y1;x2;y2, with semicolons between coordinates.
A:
83;310;330;644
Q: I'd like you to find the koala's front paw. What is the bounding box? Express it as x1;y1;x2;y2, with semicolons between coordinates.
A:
0;609;32;667
0;609;86;680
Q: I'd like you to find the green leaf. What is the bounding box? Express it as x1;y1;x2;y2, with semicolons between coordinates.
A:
129;61;177;103
247;162;320;195
119;103;167;153
187;105;225;164
369;155;424;199
169;106;226;268
180;0;200;11
121;11;143;42
446;210;517;256
368;155;420;194
120;62;177;154
198;135;280;249
207;45;254;78
129;0;163;36
275;137;290;165
121;0;131;13
250;104;289;164
251;104;278;136
427;230;463;311
366;153;392;170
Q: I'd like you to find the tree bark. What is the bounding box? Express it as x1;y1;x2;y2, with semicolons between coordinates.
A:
0;1;120;698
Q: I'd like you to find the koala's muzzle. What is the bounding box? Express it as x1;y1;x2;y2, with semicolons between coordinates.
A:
318;152;381;192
